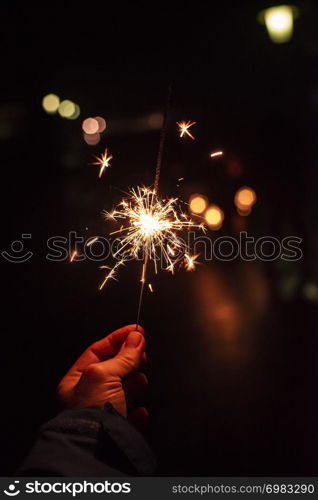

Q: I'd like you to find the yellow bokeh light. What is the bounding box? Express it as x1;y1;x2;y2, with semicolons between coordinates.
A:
234;187;256;209
189;195;208;214
205;205;224;229
258;5;298;44
58;100;76;119
42;94;60;114
69;104;81;120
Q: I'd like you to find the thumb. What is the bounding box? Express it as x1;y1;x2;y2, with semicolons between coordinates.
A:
102;331;145;378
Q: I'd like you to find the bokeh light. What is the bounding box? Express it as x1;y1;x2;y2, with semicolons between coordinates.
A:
69;104;81;120
302;283;318;303
234;187;256;210
84;132;100;145
237;206;252;217
258;5;298;44
189;194;208;214
58;100;76;119
82;117;99;134
205;205;224;230
42;94;60;114
95;116;107;133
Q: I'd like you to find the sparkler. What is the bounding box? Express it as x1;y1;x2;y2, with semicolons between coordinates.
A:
91;148;113;177
177;120;196;140
100;187;204;326
98;86;203;327
101;186;204;286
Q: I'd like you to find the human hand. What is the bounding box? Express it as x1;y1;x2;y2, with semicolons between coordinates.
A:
57;325;148;423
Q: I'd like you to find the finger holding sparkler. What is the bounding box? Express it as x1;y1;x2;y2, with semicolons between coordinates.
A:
176;120;196;140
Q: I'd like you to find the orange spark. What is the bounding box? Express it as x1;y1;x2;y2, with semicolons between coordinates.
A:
184;253;200;271
210;150;224;158
70;250;77;262
177;121;196;140
86;237;98;247
148;283;154;293
91;148;113;177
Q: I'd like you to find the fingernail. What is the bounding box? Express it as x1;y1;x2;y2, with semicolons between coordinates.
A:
125;331;142;348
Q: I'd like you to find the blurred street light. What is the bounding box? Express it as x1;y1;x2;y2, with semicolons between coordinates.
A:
258;5;299;44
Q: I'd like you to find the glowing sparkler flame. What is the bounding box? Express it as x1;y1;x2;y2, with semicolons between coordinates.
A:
177;120;196;140
99;186;205;288
91;148;113;177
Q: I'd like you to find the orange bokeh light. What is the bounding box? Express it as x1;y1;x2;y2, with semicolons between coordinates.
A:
82;117;99;135
234;187;256;209
84;132;100;145
237;206;252;217
189;194;208;214
205;205;224;229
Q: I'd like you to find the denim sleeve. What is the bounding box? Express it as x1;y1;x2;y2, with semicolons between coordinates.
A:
17;403;156;477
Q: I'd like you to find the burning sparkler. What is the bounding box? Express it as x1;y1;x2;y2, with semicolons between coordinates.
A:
100;186;205;290
92;87;203;327
91;148;113;177
177;120;196;140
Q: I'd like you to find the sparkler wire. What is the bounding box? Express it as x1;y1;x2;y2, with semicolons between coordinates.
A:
135;84;172;330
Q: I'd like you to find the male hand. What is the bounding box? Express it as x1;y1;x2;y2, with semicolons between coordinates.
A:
57;325;148;424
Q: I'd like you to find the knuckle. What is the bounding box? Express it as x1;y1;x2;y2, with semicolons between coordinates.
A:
83;363;105;380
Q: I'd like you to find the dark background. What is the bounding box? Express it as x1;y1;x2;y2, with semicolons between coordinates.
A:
1;2;318;475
